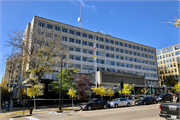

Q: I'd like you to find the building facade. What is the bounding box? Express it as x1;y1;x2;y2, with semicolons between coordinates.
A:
156;43;180;85
22;16;159;93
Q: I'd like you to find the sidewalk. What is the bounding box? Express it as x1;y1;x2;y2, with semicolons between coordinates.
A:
0;104;81;120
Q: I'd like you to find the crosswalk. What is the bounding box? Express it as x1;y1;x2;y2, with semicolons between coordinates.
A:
9;116;40;120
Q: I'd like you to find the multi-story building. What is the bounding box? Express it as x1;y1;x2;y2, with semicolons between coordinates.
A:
156;43;180;85
22;16;159;90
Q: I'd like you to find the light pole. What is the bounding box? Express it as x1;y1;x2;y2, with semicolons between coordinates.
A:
133;84;135;99
149;85;152;97
6;79;17;111
152;85;154;96
59;55;66;111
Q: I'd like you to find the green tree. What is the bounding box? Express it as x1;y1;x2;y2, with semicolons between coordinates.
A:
163;75;178;87
67;88;76;107
51;68;79;104
106;88;115;100
91;85;107;100
173;82;180;92
119;83;133;98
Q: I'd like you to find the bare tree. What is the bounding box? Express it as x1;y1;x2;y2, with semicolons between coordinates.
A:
6;29;69;81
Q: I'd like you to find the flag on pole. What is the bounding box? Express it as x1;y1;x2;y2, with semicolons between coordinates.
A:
94;37;96;61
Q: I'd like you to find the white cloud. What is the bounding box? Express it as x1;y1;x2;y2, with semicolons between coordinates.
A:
110;10;117;18
78;0;96;11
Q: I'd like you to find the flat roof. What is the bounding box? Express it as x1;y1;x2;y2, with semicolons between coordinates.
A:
33;15;156;50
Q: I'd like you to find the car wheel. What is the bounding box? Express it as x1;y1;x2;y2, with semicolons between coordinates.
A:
115;104;118;108
143;102;146;105
153;100;156;104
88;106;92;110
127;103;131;107
103;105;107;109
170;98;173;102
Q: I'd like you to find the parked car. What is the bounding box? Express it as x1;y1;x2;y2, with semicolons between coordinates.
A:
159;96;180;120
135;96;157;105
157;94;173;103
81;99;107;111
108;98;132;108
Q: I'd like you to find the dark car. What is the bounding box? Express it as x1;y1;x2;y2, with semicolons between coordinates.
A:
157;94;173;103
135;96;157;105
81;99;107;111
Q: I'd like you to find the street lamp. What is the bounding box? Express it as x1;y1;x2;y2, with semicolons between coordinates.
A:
133;84;135;99
59;55;66;110
6;79;17;111
149;85;152;97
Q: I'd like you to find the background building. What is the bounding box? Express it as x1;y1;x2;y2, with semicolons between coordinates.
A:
156;43;180;85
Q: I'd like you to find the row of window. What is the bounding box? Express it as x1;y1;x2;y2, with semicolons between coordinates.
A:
157;53;175;59
159;68;177;74
38;22;155;54
158;63;177;69
69;55;157;71
158;58;176;64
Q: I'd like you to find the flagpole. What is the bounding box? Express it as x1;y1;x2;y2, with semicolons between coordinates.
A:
94;37;97;88
80;4;81;28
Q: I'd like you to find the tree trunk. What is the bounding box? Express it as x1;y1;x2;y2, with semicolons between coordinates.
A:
72;98;73;107
34;97;36;110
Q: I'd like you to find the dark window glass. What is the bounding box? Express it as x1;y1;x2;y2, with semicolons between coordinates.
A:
105;39;109;43
62;28;68;33
120;42;123;46
115;41;119;45
76;31;81;36
110;40;114;44
69;30;75;34
47;24;53;29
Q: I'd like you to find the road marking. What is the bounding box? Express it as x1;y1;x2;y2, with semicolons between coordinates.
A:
9;118;14;120
26;116;40;120
59;116;85;120
0;116;4;118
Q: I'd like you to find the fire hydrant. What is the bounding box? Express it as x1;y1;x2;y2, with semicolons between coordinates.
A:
30;108;33;115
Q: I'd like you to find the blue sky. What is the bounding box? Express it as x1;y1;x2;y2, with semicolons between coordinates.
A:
0;0;179;82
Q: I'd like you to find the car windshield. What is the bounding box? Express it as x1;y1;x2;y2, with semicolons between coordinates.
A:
87;100;94;104
139;97;146;100
111;99;118;102
159;95;164;98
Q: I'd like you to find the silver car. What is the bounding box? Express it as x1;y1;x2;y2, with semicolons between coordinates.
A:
108;98;132;108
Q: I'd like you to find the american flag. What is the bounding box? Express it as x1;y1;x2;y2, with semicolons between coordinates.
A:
94;37;96;61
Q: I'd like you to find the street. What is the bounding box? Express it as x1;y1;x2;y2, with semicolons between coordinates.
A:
8;103;165;120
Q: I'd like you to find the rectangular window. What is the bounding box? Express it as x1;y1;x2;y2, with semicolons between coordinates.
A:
106;53;110;57
75;48;81;52
83;49;87;53
82;65;88;70
47;24;53;29
110;47;114;51
129;51;132;55
75;56;81;61
137;46;140;50
149;55;152;59
106;46;109;50
120;56;124;60
133;52;137;56
88;50;93;54
105;39;109;43
100;37;104;42
151;50;154;53
100;60;105;64
148;49;151;53
69;38;75;43
117;62;120;66
88;42;93;47
83;33;87;38
62;28;68;33
96;36;99;40
83;57;87;62
116;48;119;52
133;46;136;49
126;57;129;61
116;55;120;59
62;36;67;41
121;63;125;67
137;59;141;63
96;44;99;48
115;41;119;45
125;50;128;54
137;53;140;56
69;46;75;51
100;52;104;56
100;45;104;49
83;41;87;45
88;34;93;39
128;44;132;48
144;48;147;52
69;30;75;35
110;40;114;44
134;58;137;62
70;55;74;60
141;54;144;57
145;54;148;58
141;47;144;51
169;53;171;57
55;26;61;31
76;31;81;36
111;61;115;66
88;58;94;62
124;43;128;47
126;64;129;68
76;39;81;44
120;42;123;46
106;60;111;65
111;54;115;58
38;22;45;27
120;49;124;53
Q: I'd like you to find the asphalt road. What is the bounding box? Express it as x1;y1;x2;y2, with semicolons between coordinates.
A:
8;103;165;120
